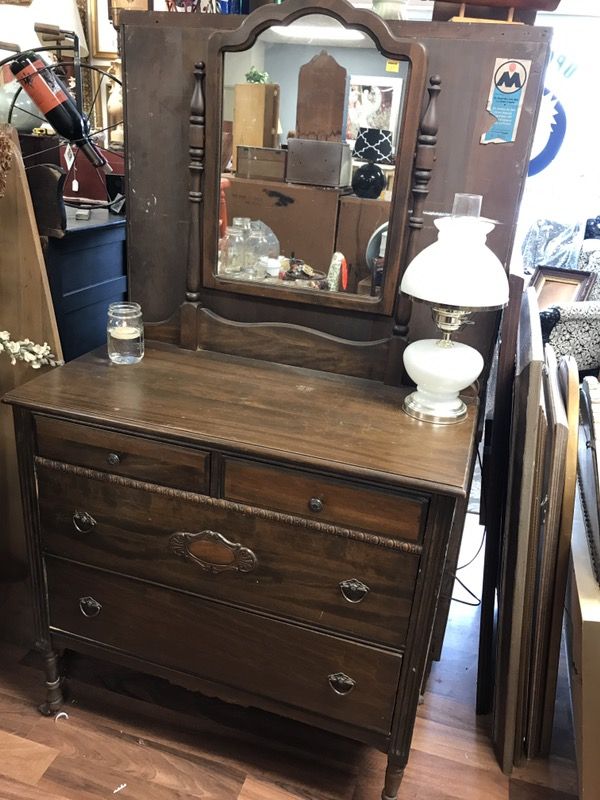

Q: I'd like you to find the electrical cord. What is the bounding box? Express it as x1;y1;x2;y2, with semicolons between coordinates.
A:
450;444;487;605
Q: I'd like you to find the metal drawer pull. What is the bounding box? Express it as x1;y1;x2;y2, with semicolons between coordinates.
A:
328;672;356;696
308;497;324;513
79;596;102;618
339;578;370;604
72;510;96;534
169;530;257;574
107;452;121;466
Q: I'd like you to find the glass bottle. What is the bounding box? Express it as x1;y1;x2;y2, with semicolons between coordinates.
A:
220;225;244;275
107;302;144;364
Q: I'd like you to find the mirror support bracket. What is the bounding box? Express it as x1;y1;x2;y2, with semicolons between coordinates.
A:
186;61;206;303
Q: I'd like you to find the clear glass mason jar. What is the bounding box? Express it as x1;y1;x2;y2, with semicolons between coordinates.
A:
107;302;144;365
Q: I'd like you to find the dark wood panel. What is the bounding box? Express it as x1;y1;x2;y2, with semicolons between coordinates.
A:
46;558;402;735
37;463;419;648
5;344;477;496
223;457;426;541
35;416;209;494
197;308;390;380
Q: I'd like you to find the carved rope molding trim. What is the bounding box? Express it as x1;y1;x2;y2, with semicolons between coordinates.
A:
34;457;423;555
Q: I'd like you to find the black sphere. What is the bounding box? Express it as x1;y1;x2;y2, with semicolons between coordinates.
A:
352;162;386;199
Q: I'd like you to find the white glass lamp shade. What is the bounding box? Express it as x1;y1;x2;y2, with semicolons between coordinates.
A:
400;216;509;309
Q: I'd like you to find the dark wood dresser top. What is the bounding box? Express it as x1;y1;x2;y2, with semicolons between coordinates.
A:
4;343;477;495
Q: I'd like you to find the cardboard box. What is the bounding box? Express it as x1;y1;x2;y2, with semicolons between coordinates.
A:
286;139;352;188
236;146;287;182
224;176;341;273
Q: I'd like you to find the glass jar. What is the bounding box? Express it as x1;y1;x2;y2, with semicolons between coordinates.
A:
107;302;144;365
219;225;245;275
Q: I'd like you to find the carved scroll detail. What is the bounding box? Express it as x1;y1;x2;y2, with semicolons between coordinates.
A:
186;61;205;302
35;457;423;555
169;529;258;574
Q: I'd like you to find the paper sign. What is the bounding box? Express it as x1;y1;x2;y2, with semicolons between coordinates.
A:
481;58;531;145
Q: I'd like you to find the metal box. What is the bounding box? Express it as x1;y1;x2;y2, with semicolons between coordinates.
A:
285;139;352;189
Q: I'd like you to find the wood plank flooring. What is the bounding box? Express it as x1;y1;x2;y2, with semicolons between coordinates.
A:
0;515;578;800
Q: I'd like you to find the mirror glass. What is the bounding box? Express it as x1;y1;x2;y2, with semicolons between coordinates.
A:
217;15;409;298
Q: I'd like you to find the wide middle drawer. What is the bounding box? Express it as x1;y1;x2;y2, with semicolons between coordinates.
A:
46;558;402;735
37;464;419;648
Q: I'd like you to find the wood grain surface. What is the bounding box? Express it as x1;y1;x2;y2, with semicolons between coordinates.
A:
4;343;478;497
0;519;577;800
36;463;419;648
46;558;402;735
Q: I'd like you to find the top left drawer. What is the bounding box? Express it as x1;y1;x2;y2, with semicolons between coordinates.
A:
35;416;209;494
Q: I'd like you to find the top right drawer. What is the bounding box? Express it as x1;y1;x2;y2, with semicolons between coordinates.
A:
223;458;427;542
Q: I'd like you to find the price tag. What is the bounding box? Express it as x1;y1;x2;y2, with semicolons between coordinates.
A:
64;144;75;171
71;178;79;192
386;60;400;73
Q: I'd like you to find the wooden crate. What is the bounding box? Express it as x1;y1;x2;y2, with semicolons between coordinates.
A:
236;146;287;182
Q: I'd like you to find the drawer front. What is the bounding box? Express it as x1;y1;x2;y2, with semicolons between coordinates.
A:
38;464;419;648
35;416;209;494
46;559;401;735
223;458;426;541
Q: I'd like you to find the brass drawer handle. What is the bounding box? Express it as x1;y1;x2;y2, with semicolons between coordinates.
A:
72;510;96;534
328;672;356;696
169;530;257;574
107;452;121;466
79;596;102;618
339;578;370;604
308;497;324;513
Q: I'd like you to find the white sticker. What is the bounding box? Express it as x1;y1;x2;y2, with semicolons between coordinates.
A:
64;144;75;171
481;58;531;145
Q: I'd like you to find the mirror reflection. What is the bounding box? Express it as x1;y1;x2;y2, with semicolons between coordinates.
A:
218;15;408;298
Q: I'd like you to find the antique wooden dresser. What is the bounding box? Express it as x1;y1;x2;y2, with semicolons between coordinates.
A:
6;344;477;798
5;0;549;796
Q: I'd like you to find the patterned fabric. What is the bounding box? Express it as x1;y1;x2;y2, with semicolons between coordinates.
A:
578;241;600;301
354;128;393;165
543;301;600;371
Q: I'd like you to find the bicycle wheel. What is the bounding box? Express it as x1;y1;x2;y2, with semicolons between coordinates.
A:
6;62;124;209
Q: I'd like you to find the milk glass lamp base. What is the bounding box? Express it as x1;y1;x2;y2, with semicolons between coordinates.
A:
402;338;484;425
403;389;468;424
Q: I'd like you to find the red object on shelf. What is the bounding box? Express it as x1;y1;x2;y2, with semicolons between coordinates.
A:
59;145;123;201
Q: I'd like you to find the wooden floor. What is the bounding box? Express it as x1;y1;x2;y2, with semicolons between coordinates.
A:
0;516;578;800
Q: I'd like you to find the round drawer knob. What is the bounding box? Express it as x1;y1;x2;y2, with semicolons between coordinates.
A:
79;596;102;618
308;497;324;513
107;452;121;466
339;578;370;604
328;672;356;696
72;510;97;534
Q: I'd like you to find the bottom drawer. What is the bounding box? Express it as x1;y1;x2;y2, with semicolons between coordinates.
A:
46;559;401;735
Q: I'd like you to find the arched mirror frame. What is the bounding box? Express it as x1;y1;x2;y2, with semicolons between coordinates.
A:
188;0;428;317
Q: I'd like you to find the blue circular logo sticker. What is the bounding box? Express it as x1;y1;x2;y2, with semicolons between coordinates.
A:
528;89;567;177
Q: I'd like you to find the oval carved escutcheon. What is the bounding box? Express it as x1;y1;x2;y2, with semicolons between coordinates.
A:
169;530;257;574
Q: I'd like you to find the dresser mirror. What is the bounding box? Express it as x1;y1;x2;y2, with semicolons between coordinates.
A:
200;0;428;315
